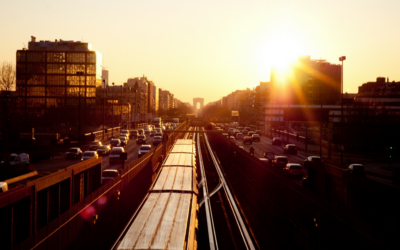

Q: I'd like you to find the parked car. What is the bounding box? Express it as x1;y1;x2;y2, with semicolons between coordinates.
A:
1;153;30;169
251;134;261;142
110;138;121;148
89;141;102;150
271;156;288;168
102;169;119;184
236;133;244;140
81;151;98;161
283;163;303;178
109;147;125;164
262;152;275;162
304;156;323;168
136;135;146;144
347;164;366;177
243;136;253;145
138;144;152;158
153;136;162;145
65;148;82;159
96;145;111;156
284;144;297;154
272;137;282;146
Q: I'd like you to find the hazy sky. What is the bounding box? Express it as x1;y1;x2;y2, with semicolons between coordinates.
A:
1;0;400;104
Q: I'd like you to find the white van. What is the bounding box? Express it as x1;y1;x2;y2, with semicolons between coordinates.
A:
1;153;30;169
0;182;8;193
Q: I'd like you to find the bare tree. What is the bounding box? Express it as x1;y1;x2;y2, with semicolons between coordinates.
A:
0;61;21;166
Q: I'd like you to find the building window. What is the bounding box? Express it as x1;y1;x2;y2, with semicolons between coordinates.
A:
67;87;84;97
86;76;96;86
86;64;96;74
87;53;96;63
27;87;45;96
17;52;26;62
27;63;46;74
47;87;65;97
47;52;66;63
67;53;85;63
27;52;45;62
67;64;85;74
17;74;26;85
66;98;79;107
86;87;96;97
66;76;85;86
47;98;64;108
27;98;45;107
86;99;96;107
17;63;26;74
47;75;65;85
16;86;26;96
47;64;65;74
27;75;45;85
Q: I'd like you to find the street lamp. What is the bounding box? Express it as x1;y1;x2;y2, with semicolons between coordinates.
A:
339;56;346;164
77;71;84;141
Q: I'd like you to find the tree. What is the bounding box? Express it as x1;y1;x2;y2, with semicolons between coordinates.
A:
0;61;23;166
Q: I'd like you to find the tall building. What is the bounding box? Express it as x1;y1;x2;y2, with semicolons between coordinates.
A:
270;56;341;105
16;36;102;117
102;69;108;88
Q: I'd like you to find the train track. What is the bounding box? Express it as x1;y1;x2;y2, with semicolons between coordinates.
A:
197;127;257;250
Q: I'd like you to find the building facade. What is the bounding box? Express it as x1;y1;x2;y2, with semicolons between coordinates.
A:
16;37;102;118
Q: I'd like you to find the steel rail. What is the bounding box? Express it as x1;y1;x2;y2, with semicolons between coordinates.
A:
197;127;219;250
204;130;256;250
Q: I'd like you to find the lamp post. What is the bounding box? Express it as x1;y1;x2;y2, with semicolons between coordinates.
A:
112;82;115;138
339;56;346;164
77;71;84;141
102;79;106;140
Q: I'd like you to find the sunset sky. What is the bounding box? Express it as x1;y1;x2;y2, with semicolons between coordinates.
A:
1;0;400;104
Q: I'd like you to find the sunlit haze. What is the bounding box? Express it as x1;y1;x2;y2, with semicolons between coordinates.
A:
1;0;400;104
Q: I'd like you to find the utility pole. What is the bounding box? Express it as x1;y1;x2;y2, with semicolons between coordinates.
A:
77;71;84;141
103;79;106;140
339;56;346;164
112;82;115;138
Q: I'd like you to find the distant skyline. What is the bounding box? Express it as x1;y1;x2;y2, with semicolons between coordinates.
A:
1;0;400;104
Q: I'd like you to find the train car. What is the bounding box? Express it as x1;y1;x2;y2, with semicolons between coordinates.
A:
116;139;198;250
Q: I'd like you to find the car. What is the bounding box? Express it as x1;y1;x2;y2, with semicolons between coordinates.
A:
248;131;255;137
243;136;253;145
228;128;235;135
236;133;243;140
155;128;162;133
136;135;146;144
137;128;144;135
109;147;125;164
89;141;102;150
271;156;288;168
102;169;119;184
272;137;282;146
251;134;260;142
245;126;251;131
144;128;151;135
255;130;262;137
284;144;297;154
238;146;244;150
229;136;235;142
347;164;366;177
262;152;275;162
154;132;163;138
0;182;8;193
304;156;323;168
153;136;163;145
138;144;152;158
242;130;249;136
118;136;128;146
150;130;156;137
1;153;30;169
65;148;82;159
130;130;138;138
120;129;130;138
110;138;121;148
283;163;303;178
81;151;99;161
96;145;111;156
